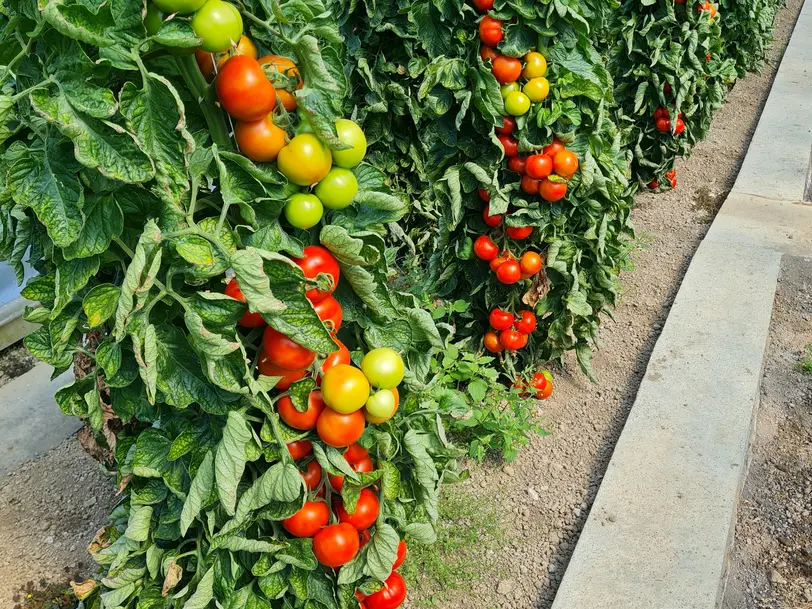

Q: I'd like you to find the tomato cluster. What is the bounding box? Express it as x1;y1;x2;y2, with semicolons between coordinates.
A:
483;308;537;353
503;135;578;203
514;370;554;400
648;169;677;191
698;1;719;21
653;107;686;136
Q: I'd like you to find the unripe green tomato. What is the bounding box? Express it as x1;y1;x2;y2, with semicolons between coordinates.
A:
191;0;243;53
332;119;367;168
365;389;397;420
314;168;358;210
361;347;404;389
504;91;530;116
284;193;323;230
153;0;206;14
144;3;164;35
500;82;520;99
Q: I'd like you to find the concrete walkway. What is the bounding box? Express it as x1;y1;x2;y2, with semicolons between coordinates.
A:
0;364;78;477
552;2;812;608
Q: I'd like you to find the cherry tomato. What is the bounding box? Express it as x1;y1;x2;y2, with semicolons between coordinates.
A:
482;205;502;227
519;251;542;276
300;460;322;490
153;0;205;14
521;175;541;195
539;179;567;202
472;0;493;11
223;279;265;327
492;56;521;84
489;309;514;331
364;388;399;424
234;114;286;163
257;353;308;389
321;338;351;376
278;133;333;186
358;531;372;549
670;176;678;188
495;116;515;135
656;118;671;133
698;1;717;18
523;77;549;103
314;295;342;334
336;488;379;531
522;52;547;79
526;154;552;180
514;310;537;334
506;226;532;240
477;188;491;202
361;348;405;389
278;391;326;431
507;156;526;175
287;440;312;460
392;540;407;570
313;523;360;568
484;331;503;353
532;371;553;399
653;107;665;120
504;91;530;116
344;443;369;464
293;245;340;304
553;150;579;178
666;169;677;180
497;134;518;157
496;259;521;284
282;500;329;537
473;235;499;261
480;45;499;63
329;455;374;491
542;138;565;158
215;55;275;121
191;0;243;52
674;118;685;135
489;254;509;272
365;572;407;609
499;329;523;351
315;168;358;210
332;119;367;168
316;407;366;447
478;16;503;47
262;326;316;370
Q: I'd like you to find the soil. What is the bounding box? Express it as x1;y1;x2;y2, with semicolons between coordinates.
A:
0;341;38;390
0;1;806;606
722;256;812;609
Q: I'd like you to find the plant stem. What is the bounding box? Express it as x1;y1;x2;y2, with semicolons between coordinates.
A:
174;55;232;149
0;38;32;88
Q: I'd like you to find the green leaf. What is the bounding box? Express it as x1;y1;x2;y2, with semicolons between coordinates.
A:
53;254;100;317
62;193;124;260
125;504;153;542
83;284;121;328
215;411;252;516
179;449;213;536
84;384;103;431
133;428;171;478
288;377;317;412
183;567;214;609
42;1;115;47
132;324;159;403
364;523;399;581
61;79;118;119
404;522;437;544
115;220;162;338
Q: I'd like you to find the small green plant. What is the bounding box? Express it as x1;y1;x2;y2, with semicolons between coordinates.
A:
797;345;812;375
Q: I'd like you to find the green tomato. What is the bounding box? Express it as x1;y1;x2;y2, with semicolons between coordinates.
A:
284;194;323;230
360;347;404;389
314;168;358;210
332;119;367;168
500;82;520;99
505;91;531;116
144;3;164;35
365;389;397;419
191;0;243;53
153;0;206;14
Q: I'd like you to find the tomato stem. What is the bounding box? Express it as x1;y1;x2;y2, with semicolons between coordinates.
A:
174;55;232;149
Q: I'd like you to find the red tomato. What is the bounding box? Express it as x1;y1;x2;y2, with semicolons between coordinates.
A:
666;169;677;180
321;338;351;376
392;540;407;570
495;116;515;135
300;460;322;490
262;326;315;370
313;523;360;568
480;45;499;63
482;205;502;227
674;118;685;135
314;296;342;334
278;391;325;430
663;82;673;93
526;154;552;179
514;310;537;334
532;372;553;399
656;118;671;133
224;279;265;327
507;156;527;175
497;134;518;157
215;55;276;122
496;259;521;284
521;175;541;195
649;179;659;189
477;188;491;202
519;251;542;276
553;150;579;178
499;330;523;351
473;235;499;261
287;440;312;460
478;16;503;47
359;530;372;548
282;500;329;537
365;572;407;609
653;107;665;120
336;488;379;531
542;138;565;158
489;254;509;273
316;408;365;447
539;179;567;202
257;353;308;389
329;455;374;491
293;246;341;304
472;0;493;11
344;443;369;464
506;226;532;240
670;177;678;188
483;331;503;353
489;309;514;331
234;114;286;163
492;56;522;84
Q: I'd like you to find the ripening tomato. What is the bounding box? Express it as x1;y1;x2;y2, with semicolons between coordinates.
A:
496;259;521;284
542;138;565;158
472;0;493;11
314;296;343;334
153;0;206;14
523;77;549;103
499;329;523;351
278;391;326;430
526;154;552;180
484;331;503;353
521;175;541;195
364;390;397;427
215;55;275;121
670;176;677;188
317;407;366;447
332;119;367;168
313;523;360;568
282;500;329;537
492;55;522;84
515;332;528;349
321;338;351;377
278;133;333;186
321;365;370;414
258;353;309;389
482;205;502;227
504;91;530;116
519;251;542;276
473;235;499;261
144;3;165;35
300;460;322;490
191;0;243;52
495;116;515;135
507;156;527;175
497;134;519;157
336;488;379;531
539;179;567;202
315;168;358;210
674;118;685;135
224;279;265;327
293;246;340;304
506;226;532;240
522;52;547;79
489;309;514;331
500;82;520;99
364;388;399;424
262;326;316;370
514;310;537;334
553;150;579;178
653;107;666;121
698;1;717;18
480;45;499;63
259;54;302;111
287;440;312;460
478;16;503;47
489;254;509;272
656;118;671;133
365;572;407;609
285;193;323;229
329;455;374;491
234;114;286;163
393;540;407;570
361;348;404;389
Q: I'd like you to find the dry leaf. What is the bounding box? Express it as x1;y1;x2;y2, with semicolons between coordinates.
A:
70;579;97;600
162;560;183;596
521;269;550;308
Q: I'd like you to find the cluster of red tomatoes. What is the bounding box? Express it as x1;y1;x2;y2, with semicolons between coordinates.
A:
648;169;677;190
697;1;718;21
501;134;578;202
483;308;536;353
515;370;554;400
653;107;685;136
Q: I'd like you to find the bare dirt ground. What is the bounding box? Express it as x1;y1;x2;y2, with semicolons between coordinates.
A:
722;256;812;609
